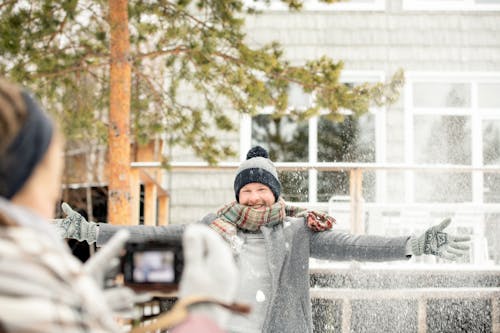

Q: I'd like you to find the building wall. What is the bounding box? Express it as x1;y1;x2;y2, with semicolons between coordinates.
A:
166;0;500;225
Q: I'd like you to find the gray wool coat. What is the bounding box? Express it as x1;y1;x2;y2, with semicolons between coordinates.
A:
97;215;410;333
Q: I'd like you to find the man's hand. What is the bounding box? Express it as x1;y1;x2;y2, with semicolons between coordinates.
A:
411;218;471;260
53;202;98;244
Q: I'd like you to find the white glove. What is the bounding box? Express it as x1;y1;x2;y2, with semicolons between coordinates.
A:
179;224;238;328
103;286;151;319
84;229;130;287
84;229;153;318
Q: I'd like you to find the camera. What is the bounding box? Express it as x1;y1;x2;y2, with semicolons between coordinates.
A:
121;240;184;292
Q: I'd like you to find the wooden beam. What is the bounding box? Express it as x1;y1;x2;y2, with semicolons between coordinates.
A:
349;168;364;235
130;168;141;225
144;182;157;226
158;195;169;226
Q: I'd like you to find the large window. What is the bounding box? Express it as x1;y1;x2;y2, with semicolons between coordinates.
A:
242;72;384;204
406;73;500;265
405;73;500;204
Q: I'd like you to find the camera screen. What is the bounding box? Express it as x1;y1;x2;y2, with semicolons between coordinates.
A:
132;250;175;283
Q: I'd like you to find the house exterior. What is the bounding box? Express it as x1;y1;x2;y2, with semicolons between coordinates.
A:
165;0;500;267
54;1;499;331
159;3;500;330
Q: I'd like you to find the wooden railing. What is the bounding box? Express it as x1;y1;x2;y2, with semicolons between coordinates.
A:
131;160;500;231
310;287;500;333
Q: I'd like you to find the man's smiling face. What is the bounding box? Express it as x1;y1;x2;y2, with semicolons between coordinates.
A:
238;182;276;210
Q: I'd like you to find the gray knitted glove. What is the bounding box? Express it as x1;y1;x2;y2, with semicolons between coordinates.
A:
411;218;471;260
54;202;98;244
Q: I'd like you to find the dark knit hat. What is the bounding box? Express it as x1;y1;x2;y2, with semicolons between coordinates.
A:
234;146;281;202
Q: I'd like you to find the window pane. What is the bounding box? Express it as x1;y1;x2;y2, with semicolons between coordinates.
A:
414;115;471;164
317;114;375;162
317;170;376;203
484;173;500;203
252;114;309;201
485;214;500;265
413;82;471;108
386;171;405;203
482;120;500;165
482;113;500;204
251;114;308;162
318;171;350;202
478;83;500;108
280;171;308;202
414;172;472;202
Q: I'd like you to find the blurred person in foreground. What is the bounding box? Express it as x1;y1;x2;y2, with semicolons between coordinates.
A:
57;144;472;333
0;78;238;333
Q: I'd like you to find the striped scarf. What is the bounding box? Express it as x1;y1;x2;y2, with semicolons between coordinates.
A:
210;198;335;245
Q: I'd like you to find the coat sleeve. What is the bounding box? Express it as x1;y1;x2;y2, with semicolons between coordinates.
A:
309;230;410;262
96;223;185;246
95;213;217;246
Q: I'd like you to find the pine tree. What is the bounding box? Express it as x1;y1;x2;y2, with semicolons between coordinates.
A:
0;0;403;223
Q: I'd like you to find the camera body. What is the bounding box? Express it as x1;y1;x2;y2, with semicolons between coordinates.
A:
121;239;184;292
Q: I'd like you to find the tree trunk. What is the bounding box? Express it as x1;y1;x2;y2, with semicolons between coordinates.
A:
108;0;132;225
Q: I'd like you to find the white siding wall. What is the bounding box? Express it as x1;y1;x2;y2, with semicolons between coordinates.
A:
166;0;500;225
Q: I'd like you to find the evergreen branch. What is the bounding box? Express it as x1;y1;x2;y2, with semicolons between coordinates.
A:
133;69;166;107
134;45;190;60
0;0;17;10
31;60;109;79
45;9;69;48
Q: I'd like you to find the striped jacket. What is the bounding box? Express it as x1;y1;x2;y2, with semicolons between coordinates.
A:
0;200;121;333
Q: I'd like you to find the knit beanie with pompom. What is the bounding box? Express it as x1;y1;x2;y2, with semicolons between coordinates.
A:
233;146;281;203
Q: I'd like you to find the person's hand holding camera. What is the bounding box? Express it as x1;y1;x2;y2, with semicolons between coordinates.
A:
84;229;151;318
178;224;238;329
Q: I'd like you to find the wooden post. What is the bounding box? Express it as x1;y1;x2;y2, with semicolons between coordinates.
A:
130;168;140;225
417;298;427;333
136;142;160;226
349;168;364;234
158;194;169;225
144;181;157;226
132;141;169;225
341;298;351;333
492;297;499;333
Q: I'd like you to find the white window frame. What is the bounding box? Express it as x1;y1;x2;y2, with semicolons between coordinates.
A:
403;0;500;11
240;70;386;205
404;72;500;204
244;0;385;12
